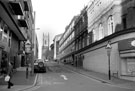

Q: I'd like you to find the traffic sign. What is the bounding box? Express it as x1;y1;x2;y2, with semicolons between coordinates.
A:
25;40;31;53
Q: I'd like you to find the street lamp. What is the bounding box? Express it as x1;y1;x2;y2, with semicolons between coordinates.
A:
25;40;31;79
105;41;112;80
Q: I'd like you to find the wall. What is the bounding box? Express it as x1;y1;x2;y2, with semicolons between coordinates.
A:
83;32;135;75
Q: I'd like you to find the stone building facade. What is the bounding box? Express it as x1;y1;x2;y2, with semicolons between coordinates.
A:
59;0;135;81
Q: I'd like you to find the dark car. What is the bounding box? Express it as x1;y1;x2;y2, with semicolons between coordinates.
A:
34;59;46;73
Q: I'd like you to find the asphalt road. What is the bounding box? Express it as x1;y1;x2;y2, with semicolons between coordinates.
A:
25;62;132;91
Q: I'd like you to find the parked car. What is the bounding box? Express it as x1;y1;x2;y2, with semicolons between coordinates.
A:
34;59;46;73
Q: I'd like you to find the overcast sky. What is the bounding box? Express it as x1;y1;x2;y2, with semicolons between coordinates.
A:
32;0;90;58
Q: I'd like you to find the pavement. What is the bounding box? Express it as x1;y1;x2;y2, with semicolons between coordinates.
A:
0;67;37;91
62;63;135;90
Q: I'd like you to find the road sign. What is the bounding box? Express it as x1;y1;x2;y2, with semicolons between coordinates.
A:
25;40;31;53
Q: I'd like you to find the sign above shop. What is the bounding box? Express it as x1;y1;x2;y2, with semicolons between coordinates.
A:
131;40;135;47
118;38;135;51
118;38;135;58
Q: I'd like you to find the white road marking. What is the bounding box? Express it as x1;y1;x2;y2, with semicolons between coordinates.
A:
33;74;38;86
53;82;64;85
60;75;68;80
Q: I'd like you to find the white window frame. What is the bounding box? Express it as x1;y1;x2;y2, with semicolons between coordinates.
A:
108;15;114;35
92;29;97;42
98;23;104;40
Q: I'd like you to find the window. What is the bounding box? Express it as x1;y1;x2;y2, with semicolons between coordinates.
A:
87;34;90;46
0;19;3;41
92;29;97;42
8;31;12;47
98;23;104;40
2;24;8;43
122;15;127;29
108;15;114;35
82;34;85;48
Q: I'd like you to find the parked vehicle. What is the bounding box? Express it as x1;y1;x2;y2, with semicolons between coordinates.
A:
34;59;46;73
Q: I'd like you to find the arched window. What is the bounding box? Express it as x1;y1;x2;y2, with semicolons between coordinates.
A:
92;29;96;42
108;15;114;35
98;23;104;40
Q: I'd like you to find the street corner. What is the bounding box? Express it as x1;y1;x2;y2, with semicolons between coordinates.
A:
0;74;38;91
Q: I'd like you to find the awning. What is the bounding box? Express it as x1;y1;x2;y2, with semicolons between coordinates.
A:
119;50;135;58
118;38;135;51
9;2;23;15
18;19;28;28
118;38;135;57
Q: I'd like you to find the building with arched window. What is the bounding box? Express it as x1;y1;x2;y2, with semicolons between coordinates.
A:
59;0;135;81
84;0;135;81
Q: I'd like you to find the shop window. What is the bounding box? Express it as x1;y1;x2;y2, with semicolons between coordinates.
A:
127;58;135;76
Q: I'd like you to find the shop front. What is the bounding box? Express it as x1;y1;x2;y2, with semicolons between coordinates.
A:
118;38;135;81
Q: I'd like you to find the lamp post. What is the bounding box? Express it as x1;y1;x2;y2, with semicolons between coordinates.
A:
105;41;112;80
25;40;31;79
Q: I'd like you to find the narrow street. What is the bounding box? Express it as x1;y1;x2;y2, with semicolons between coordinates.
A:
23;62;132;91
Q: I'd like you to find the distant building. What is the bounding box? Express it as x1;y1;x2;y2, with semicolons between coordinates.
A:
42;33;49;60
59;16;79;64
34;35;39;60
48;43;54;61
53;34;62;61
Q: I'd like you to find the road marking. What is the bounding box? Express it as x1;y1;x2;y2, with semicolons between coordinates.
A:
53;82;64;85
33;74;38;86
60;75;68;80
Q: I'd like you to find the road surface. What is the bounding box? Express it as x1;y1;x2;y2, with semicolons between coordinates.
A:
23;62;132;91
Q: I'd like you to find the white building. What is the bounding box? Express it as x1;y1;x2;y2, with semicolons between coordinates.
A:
84;0;135;81
53;34;62;61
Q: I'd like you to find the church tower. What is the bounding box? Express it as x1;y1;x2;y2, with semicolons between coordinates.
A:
42;33;50;60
